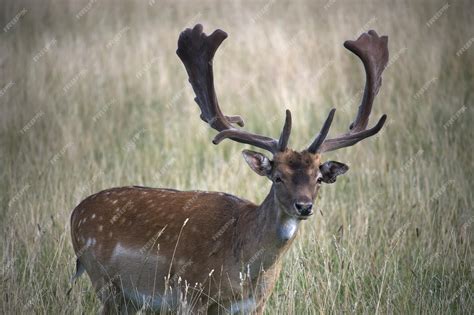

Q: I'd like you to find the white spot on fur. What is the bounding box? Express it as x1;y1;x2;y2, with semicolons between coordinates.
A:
91;214;96;220
86;238;96;247
98;225;103;232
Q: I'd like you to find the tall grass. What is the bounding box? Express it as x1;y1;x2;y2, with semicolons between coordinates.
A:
1;0;473;313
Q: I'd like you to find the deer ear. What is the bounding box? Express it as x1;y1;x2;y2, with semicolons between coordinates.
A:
242;150;272;176
319;161;349;184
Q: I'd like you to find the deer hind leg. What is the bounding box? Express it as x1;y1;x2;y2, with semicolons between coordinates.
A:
93;274;140;315
206;298;257;315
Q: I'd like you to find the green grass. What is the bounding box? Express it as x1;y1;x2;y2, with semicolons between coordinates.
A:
1;0;473;313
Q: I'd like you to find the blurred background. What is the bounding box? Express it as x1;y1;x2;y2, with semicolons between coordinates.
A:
1;0;473;313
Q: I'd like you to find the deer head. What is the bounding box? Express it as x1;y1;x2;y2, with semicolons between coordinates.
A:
177;25;388;220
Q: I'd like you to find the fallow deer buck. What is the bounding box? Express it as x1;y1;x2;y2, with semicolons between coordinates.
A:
70;24;389;314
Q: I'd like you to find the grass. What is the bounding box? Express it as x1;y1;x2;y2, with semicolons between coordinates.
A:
1;0;473;313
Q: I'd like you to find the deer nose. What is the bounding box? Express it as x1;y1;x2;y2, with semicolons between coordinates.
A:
294;202;313;216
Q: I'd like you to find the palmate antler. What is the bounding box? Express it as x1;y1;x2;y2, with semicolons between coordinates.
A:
308;30;389;153
176;24;291;155
177;25;388;155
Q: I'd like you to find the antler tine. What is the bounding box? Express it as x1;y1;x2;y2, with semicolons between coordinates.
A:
307;108;336;153
316;30;389;153
213;110;292;153
277;110;292;151
177;24;290;155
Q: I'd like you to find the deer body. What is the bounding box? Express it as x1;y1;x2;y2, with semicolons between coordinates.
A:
71;24;389;314
71;185;299;313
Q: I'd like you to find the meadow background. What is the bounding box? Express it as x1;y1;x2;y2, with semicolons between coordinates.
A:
1;0;473;313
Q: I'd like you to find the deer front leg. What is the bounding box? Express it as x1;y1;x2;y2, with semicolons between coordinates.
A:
211;263;282;315
251;262;282;315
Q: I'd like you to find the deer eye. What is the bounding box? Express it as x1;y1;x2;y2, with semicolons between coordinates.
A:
274;176;283;183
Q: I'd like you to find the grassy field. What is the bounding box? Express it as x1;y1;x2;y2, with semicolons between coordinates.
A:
1;0;473;313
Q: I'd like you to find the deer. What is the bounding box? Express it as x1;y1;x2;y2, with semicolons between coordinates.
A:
70;24;389;314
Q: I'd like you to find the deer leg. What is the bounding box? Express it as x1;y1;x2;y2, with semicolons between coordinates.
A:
101;295;121;315
98;283;140;315
252;263;282;315
101;293;140;315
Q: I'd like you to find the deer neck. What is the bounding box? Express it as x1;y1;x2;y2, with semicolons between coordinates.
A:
241;186;301;260
260;186;300;243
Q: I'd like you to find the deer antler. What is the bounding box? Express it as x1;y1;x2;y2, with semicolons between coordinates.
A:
177;24;291;154
308;30;388;153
